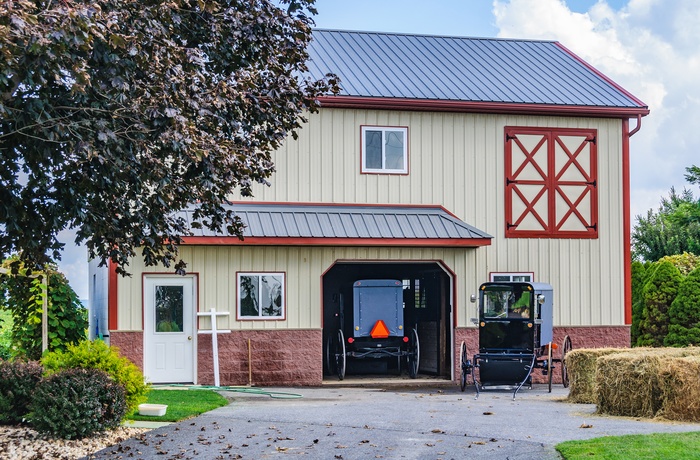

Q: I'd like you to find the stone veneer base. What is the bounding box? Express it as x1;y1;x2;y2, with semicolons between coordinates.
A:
111;326;627;386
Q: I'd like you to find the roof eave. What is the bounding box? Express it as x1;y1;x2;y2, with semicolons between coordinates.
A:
181;236;492;248
317;95;650;118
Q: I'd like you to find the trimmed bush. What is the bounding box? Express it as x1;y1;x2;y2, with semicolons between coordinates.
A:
41;340;149;413
637;261;682;347
0;360;43;424
29;368;127;439
630;261;651;345
665;267;700;346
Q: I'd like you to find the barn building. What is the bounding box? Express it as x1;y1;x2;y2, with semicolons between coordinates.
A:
89;29;649;386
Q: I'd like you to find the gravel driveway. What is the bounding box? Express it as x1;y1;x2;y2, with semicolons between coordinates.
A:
86;384;700;459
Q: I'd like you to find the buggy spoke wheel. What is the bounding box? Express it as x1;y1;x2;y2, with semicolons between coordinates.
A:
325;332;336;376
459;341;469;392
408;328;420;378
561;335;572;388
336;329;346;380
547;342;553;393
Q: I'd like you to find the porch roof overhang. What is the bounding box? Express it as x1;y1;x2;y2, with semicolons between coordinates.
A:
179;203;492;248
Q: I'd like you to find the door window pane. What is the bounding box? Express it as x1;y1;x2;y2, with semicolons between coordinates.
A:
155;285;183;332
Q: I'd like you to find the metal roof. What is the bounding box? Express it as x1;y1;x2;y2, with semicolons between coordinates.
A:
178;203;492;245
307;29;647;113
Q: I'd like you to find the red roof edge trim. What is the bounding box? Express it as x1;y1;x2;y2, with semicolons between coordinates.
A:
180;236;492;247
553;42;649;110
317;96;649;118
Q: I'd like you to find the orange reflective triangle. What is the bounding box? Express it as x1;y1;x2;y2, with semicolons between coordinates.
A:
370;320;390;339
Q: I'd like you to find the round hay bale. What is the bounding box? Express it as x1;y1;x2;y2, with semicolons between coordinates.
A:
658;354;700;422
566;348;626;404
595;347;700;418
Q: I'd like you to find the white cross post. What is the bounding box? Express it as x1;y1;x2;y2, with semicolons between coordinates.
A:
197;308;231;387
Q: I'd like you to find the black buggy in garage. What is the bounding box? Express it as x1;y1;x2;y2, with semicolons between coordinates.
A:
460;282;572;399
326;279;420;380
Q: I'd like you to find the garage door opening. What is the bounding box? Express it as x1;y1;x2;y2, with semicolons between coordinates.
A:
322;262;453;381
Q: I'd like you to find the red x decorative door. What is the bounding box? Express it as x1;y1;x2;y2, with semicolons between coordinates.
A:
505;127;598;238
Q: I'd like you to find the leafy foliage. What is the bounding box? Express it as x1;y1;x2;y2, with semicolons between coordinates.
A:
0;257;87;360
29;368;126;439
0;0;339;276
632;166;700;262
0;360;43;425
665;268;700;346
658;252;700;276
42;339;149;413
636;262;682;347
631;261;653;346
0;310;11;360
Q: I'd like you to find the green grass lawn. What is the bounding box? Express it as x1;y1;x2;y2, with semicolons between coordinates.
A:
127;389;230;422
556;431;700;459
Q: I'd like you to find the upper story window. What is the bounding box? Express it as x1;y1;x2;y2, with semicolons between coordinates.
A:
361;126;408;174
490;272;533;282
505;127;598;239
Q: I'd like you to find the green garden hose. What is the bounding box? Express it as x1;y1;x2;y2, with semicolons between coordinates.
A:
155;384;303;399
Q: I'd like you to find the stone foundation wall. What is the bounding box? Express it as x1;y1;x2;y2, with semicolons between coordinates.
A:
109;331;144;372
111;326;628;386
454;325;630;385
197;329;323;387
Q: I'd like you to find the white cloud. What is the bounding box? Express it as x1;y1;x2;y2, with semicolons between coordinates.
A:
493;0;700;223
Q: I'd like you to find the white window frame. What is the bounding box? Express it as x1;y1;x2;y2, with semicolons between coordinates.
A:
236;272;286;320
490;272;534;282
361;126;408;174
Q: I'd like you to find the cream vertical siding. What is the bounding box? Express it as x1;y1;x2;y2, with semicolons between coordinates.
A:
232;109;625;328
118;246;475;331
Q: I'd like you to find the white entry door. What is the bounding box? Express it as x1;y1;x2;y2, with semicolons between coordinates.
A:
143;276;196;383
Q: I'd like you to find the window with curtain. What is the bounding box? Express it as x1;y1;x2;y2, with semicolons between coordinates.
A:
361;126;408;174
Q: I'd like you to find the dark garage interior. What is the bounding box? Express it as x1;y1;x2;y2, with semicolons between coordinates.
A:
322;262;452;381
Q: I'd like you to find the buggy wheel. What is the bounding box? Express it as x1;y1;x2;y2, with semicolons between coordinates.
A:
561;335;572;388
336;329;346;380
547;342;553;393
459;341;470;392
325;332;336;375
407;328;420;378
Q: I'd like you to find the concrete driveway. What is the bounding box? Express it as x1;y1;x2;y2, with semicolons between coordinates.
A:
88;383;700;459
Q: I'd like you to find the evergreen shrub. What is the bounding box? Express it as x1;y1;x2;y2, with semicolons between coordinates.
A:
637;261;682;347
29;368;126;439
0;360;43;424
665;267;700;346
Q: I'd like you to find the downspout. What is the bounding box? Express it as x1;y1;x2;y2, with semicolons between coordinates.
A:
629;114;642;137
622;115;642;326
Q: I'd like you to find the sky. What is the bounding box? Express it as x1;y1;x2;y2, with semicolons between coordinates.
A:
57;0;700;300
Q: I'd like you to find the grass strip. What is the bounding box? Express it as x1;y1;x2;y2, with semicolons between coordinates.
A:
127;389;229;422
556;431;700;459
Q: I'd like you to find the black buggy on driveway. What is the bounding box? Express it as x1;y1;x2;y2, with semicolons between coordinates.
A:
326;279;420;380
460;281;572;399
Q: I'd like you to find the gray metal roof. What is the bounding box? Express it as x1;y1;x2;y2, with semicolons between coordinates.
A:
307;29;647;112
179;203;491;243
